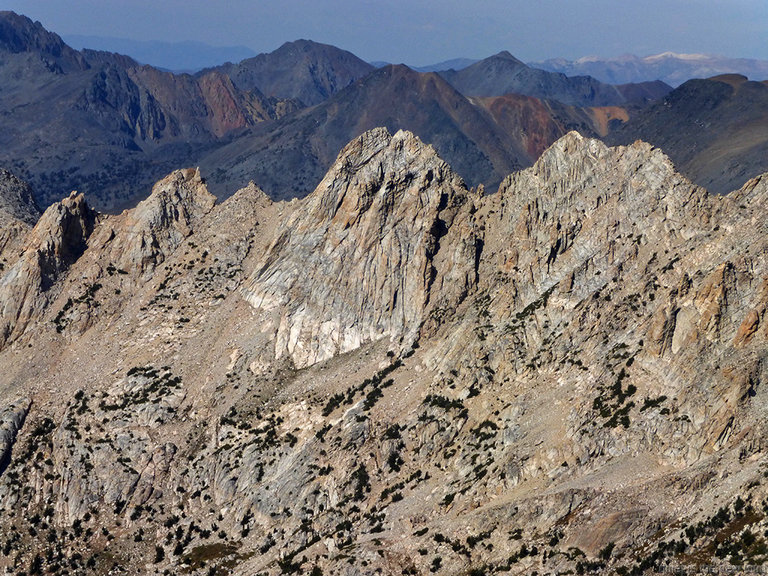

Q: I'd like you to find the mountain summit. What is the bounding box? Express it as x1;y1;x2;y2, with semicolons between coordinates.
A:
243;128;478;367
203;39;375;106
0;10;86;71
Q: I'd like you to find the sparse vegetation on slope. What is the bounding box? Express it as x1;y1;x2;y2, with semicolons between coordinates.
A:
0;129;767;576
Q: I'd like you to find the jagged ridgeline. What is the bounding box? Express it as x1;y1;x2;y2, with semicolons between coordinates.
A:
1;129;768;575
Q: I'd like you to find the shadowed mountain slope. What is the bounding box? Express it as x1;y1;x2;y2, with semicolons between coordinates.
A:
0;168;40;224
0;10;87;71
0;11;294;212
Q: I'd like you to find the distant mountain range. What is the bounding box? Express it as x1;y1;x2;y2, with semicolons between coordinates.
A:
2;10;768;212
0;12;370;210
192;53;677;199
63;35;258;72
197;64;526;199
438;50;670;106
532;52;768;86
0;11;648;210
412;58;478;73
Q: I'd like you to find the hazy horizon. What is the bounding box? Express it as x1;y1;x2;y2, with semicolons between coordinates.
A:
2;0;767;67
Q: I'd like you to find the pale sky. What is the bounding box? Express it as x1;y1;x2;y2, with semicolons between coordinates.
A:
3;0;767;65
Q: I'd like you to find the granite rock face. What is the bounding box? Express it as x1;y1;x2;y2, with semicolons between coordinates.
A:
0;191;96;347
0;169;39;274
0;168;40;225
243;128;480;367
0;397;29;471
94;167;217;278
0;130;767;575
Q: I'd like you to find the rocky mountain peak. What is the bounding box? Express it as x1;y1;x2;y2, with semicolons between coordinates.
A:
0;11;86;71
491;50;525;65
0;168;40;225
0;168;215;351
96;168;216;278
0;191;96;348
130;167;215;227
0;11;64;55
31;191;97;286
206;38;374;107
304;127;464;221
476;131;716;327
243;128;480;367
511;130;703;212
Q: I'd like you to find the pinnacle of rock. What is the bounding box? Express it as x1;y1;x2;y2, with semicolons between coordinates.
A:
99;167;216;278
243;128;479;367
0;191;96;348
0;168;40;225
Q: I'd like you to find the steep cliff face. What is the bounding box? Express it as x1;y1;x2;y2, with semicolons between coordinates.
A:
0;168;39;265
0;192;96;347
0;130;768;576
0;168;40;225
243;128;480;367
78;64;285;145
